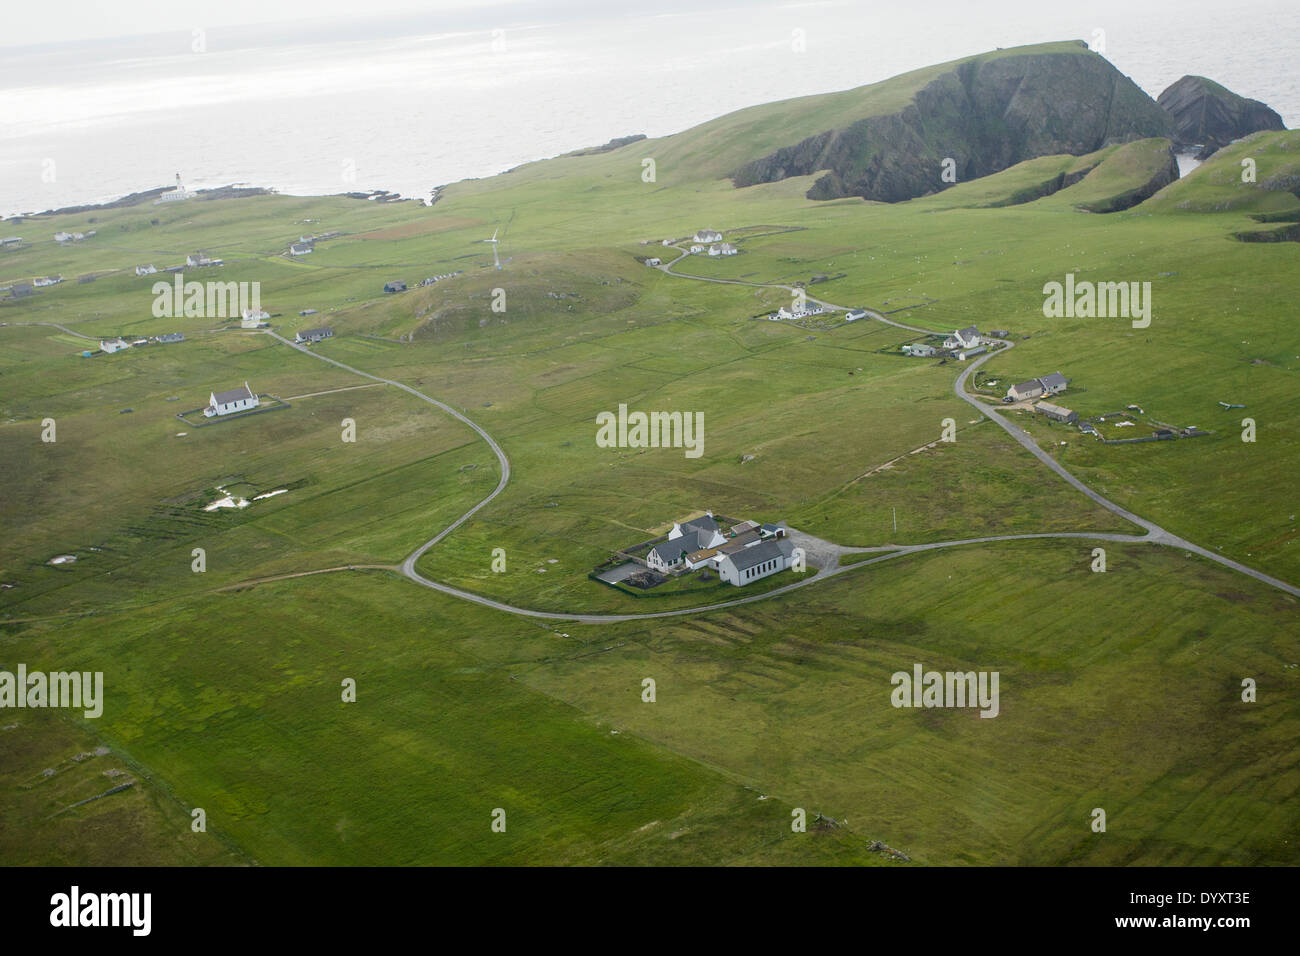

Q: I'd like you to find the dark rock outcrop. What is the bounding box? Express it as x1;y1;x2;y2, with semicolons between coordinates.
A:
1157;75;1285;159
731;45;1174;202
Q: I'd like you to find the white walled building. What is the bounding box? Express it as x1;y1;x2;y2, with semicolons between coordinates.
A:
717;537;796;587
205;382;259;417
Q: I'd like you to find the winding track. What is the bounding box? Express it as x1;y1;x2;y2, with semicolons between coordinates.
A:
258;257;1299;619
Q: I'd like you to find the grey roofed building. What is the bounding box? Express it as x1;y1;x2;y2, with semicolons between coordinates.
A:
1035;401;1077;423
289;242;313;255
157;332;185;343
672;514;719;538
725;537;794;573
384;280;406;293
1038;371;1068;393
295;327;334;343
213;384;255;405
649;538;692;565
10;283;33;297
652;515;726;570
718;530;761;554
1008;378;1045;401
759;523;785;538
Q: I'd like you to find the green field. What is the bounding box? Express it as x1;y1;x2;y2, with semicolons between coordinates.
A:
2;42;1298;866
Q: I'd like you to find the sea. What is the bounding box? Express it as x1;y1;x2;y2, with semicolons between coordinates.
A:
1;0;1296;218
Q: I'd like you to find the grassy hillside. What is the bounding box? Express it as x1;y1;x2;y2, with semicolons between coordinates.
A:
2;48;1297;866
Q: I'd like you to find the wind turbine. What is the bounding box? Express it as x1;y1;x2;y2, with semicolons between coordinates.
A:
482;227;502;270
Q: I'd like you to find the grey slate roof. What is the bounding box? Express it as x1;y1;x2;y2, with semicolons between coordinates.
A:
719;530;761;554
724;537;794;573
650;539;690;563
212;384;254;405
1038;372;1067;391
679;515;719;536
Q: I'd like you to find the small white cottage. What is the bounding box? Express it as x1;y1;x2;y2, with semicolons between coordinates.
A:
205;382;259;417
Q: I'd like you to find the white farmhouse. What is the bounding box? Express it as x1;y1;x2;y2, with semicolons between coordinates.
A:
135;264;158;276
241;307;270;329
205;382;259;418
100;338;131;354
646;515;727;573
693;229;723;243
942;327;981;350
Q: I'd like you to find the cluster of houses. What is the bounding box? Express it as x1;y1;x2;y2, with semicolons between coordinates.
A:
97;332;184;355
686;229;737;257
132;254;223;276
645;514;797;587
55;231;95;243
901;326;1009;361
769;302;824;321
205;382;259;417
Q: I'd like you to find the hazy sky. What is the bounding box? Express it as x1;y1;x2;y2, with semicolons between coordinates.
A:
5;0;1235;49
8;0;513;46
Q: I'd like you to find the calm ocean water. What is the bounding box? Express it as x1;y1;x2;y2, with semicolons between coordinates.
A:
1;0;1295;217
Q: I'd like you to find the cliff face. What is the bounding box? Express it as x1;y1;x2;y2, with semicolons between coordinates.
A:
1157;75;1285;159
731;46;1174;202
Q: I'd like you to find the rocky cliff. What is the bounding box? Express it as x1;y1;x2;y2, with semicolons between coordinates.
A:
731;43;1174;203
1157;75;1285;159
